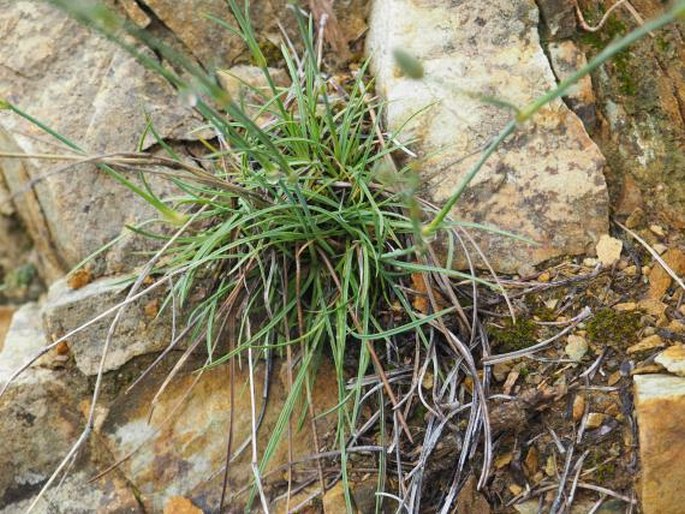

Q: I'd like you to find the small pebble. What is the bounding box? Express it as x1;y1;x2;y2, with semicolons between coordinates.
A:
625;207;644;229
596;235;623;266
537;271;551;283
607;370;622;386
613;302;637;312
583;257;599;267
572;394;585;421
653;243;668;255
627;334;664;355
649;224;666;237
585;412;606;429
565;335;588;361
623;265;638;276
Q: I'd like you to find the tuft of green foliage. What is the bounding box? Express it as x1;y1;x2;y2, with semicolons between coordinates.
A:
3;0;684;511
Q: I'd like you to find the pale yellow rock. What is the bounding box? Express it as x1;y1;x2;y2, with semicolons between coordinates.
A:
565;334;588;361
649;224;666;237
585;412;605;429
627;334;665;355
595;234;623;266
655;345;685;377
613;302;637;312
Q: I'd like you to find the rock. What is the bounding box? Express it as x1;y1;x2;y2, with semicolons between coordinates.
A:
649;224;666;238
217;65;290;126
647;247;685;300
99;357;338;512
42;277;173;376
0;365;84;507
612;302;636;312
455;475;491;514
367;0;608;273
119;0;151;28
615;175;644;216
140;0;287;71
536;0;577;39
0;0;203;279
638;298;668;318
572;394;585;421
655;344;685;377
595;234;622;266
548;41;596;128
634;374;685;514
0;468;143;514
0;306;13;352
565;334;588;361
513;499;538;514
624;207;645;229
0;303;47;376
627;334;664;355
323;482;356;514
163;496;204;514
585;412;605;429
583;2;685;230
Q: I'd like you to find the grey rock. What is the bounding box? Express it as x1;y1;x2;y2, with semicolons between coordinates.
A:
536;0;577;39
548;40;597;129
42;276;173;376
0;302;46;379
0;468;142;514
367;0;609;273
0;366;84;507
0;0;203;279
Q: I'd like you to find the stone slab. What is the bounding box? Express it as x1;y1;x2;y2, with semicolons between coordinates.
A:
367;0;609;273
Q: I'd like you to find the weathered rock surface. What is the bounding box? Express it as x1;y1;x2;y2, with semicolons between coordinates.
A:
634;374;685;514
0;364;84;506
367;0;609;273
0;0;202;280
140;0;287;70
575;0;685;228
548;40;597;129
0;302;46;377
655;344;685;377
0;468;143;514
42;277;172;376
100;357;338;512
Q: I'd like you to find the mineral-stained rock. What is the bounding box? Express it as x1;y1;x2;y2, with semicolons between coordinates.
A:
0;364;84;507
634;374;685;514
140;0;287;70
0;303;47;376
367;0;609;273
548;40;597;129
655;344;685;377
100;356;338;512
42;277;173;376
0;0;203;279
536;0;577;39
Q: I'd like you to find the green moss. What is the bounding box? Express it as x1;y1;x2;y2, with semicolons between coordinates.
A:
586;308;641;348
490;318;538;353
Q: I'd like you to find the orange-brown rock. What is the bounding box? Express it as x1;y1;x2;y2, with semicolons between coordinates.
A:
634;375;685;514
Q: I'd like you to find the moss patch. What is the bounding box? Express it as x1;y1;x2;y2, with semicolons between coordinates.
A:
586;308;641;349
490;318;538;353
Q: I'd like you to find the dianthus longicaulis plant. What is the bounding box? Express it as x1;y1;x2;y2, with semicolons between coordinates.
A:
2;0;683;512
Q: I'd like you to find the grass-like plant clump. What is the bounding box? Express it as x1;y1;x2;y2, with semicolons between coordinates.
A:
1;0;684;512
